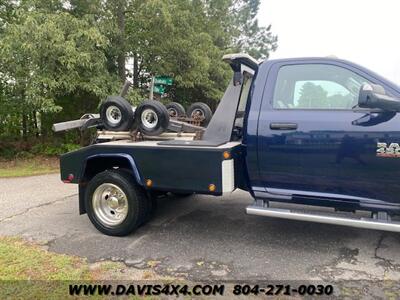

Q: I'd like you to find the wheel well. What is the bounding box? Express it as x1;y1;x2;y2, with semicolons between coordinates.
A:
79;156;140;215
82;156;136;183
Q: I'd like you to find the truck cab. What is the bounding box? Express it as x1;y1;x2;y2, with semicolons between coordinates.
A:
246;57;400;214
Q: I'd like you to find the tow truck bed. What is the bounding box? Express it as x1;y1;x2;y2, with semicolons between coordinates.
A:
60;140;244;196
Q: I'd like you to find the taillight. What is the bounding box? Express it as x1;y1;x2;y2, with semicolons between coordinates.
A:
63;174;74;183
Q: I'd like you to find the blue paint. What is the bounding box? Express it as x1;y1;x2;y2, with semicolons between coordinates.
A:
245;57;400;212
84;153;143;186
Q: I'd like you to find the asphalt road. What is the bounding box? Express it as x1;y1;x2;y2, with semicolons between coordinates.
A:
1;174;400;291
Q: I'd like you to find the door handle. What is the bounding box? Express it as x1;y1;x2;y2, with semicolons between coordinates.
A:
270;122;298;130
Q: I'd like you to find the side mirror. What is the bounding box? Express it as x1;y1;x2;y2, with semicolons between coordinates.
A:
358;83;400;112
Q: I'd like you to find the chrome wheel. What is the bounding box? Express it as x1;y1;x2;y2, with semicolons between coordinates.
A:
141;109;158;129
92;183;128;227
105;105;122;125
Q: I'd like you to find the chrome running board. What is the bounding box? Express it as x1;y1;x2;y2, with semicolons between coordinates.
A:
246;205;400;232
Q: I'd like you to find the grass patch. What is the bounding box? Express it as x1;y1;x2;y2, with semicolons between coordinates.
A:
0;237;95;298
0;237;156;299
0;237;91;281
0;156;59;178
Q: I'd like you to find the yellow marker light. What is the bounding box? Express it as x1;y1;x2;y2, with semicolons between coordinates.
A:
223;151;231;159
146;179;153;187
208;184;216;192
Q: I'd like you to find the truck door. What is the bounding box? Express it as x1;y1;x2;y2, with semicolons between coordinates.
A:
257;61;400;204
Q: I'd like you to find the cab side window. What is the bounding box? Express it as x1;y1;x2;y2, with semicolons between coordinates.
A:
273;64;371;110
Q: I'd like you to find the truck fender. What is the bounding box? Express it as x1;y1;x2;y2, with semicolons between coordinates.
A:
78;153;143;215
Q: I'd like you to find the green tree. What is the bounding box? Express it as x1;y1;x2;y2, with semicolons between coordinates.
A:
298;82;328;109
0;7;113;139
327;93;354;109
0;0;277;143
123;0;276;106
230;0;278;59
0;0;17;33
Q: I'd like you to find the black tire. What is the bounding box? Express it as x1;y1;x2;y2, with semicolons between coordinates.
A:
143;193;158;223
85;170;147;236
165;102;186;118
135;100;170;136
100;96;135;131
187;102;213;126
116;169;156;225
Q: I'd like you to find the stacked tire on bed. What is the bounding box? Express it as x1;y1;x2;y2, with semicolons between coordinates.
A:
165;101;213;126
99;96;212;136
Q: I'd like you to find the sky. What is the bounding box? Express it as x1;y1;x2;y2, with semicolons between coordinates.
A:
258;0;400;85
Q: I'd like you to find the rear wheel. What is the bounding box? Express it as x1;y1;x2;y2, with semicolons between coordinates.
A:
187;102;212;126
85;170;147;236
166;102;186;118
143;193;158;223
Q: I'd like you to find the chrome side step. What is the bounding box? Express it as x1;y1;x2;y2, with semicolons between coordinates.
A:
246;205;400;232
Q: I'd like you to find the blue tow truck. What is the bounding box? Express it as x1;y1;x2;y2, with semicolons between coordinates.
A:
56;53;400;236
